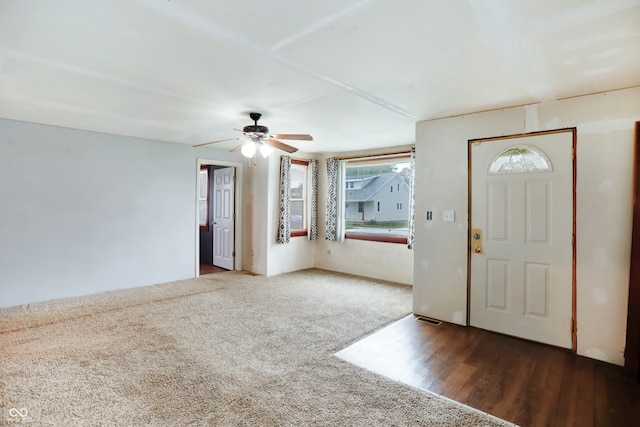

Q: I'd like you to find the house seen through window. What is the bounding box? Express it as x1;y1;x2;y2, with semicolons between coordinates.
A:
344;155;411;243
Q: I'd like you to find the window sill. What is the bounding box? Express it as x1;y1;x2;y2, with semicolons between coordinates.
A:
345;233;408;244
291;230;308;238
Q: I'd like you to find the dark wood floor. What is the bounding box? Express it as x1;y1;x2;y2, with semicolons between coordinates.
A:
199;262;228;275
336;314;640;427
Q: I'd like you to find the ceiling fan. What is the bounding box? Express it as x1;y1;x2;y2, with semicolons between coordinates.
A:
194;112;313;158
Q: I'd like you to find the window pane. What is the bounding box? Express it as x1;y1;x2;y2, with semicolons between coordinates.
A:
488;147;551;174
199;169;208;227
290;169;304;199
199;170;208;198
345;158;411;239
199;200;207;226
291;200;304;230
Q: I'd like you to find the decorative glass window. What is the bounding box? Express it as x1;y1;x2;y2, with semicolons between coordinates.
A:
489;146;552;174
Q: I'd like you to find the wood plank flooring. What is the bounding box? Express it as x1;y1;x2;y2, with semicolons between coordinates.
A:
199;262;228;275
336;315;640;427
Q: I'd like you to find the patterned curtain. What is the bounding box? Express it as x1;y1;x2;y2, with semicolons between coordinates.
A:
277;155;291;244
325;157;346;242
308;159;319;240
407;147;416;249
325;157;339;240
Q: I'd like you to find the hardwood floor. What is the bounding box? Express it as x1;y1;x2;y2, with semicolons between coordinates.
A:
199;262;229;275
336;315;640;427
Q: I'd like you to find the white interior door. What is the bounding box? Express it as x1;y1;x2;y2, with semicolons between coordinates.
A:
213;167;235;270
470;131;574;348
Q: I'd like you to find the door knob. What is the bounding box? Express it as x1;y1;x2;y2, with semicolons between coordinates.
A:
471;228;483;253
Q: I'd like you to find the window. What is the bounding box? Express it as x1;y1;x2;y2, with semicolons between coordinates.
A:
290;160;308;237
488;146;551;174
199;167;209;231
344;154;412;244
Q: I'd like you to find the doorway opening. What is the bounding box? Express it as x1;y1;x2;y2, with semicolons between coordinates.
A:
196;159;243;277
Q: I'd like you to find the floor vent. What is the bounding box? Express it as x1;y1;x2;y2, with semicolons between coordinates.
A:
416;316;442;326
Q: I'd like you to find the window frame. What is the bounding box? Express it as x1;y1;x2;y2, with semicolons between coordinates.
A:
343;154;412;244
290;159;309;238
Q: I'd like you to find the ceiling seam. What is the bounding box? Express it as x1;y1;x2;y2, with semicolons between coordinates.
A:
132;0;419;121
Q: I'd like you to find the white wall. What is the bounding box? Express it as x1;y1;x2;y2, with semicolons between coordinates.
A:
243;158;269;275
242;153;316;276
413;86;640;365
0;118;242;308
265;152;316;276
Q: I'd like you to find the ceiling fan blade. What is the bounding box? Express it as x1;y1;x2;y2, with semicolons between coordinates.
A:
193;137;239;147
267;139;299;153
271;134;313;141
230;143;245;152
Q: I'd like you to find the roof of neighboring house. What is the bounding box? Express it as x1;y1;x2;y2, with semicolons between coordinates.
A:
345;172;408;202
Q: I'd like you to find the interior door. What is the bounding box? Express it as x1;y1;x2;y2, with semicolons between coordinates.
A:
470;131;574;348
213;167;235;270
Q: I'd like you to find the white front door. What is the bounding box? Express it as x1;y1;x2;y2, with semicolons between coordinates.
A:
213;167;235;270
470;131;574;348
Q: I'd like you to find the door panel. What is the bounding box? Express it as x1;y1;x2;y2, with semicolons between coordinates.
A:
524;262;549;318
213;167;235;270
487;259;509;311
470;131;574;348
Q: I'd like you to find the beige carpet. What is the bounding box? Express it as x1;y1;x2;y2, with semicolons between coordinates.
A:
0;269;514;426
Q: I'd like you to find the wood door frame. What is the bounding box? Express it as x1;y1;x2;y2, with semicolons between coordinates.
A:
467;128;578;352
195;158;243;276
625;121;640;380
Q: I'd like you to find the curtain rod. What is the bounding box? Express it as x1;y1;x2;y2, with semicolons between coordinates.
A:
335;148;413;161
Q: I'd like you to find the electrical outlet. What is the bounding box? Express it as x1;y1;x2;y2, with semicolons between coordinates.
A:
250;250;254;257
327;250;331;255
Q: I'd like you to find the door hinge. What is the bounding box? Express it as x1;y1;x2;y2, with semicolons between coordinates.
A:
571;318;576;334
571;148;575;160
232;251;236;257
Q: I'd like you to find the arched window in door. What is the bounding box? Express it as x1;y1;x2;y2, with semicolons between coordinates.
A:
488;146;552;174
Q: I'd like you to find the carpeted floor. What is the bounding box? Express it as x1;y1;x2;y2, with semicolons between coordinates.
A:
0;269;514;426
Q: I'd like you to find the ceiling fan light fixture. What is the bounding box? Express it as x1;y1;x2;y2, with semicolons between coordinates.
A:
196;112;311;157
259;142;274;158
240;139;257;157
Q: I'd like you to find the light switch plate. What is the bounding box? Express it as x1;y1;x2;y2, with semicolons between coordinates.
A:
443;210;455;222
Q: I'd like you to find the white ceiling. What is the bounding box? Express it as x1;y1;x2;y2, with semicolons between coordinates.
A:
1;0;639;154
